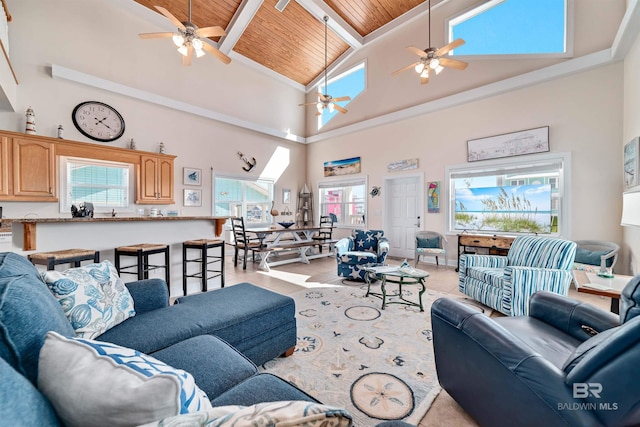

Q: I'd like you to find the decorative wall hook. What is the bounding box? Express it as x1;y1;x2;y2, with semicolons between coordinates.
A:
238;151;256;172
370;186;381;197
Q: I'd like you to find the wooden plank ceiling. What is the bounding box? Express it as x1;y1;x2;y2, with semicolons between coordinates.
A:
133;0;428;86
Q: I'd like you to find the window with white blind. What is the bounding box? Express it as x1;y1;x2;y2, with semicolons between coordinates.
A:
59;157;134;214
318;177;367;228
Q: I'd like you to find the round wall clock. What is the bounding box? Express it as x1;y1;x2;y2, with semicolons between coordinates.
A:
72;101;125;142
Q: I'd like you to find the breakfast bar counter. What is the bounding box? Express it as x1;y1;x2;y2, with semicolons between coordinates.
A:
5;216;229;251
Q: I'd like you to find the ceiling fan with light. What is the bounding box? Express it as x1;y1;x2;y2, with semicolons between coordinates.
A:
299;16;350;115
393;0;468;84
139;0;230;66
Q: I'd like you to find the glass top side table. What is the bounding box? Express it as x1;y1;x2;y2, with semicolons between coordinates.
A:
364;265;430;312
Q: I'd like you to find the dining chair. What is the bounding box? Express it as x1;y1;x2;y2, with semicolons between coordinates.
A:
312;215;334;253
230;217;263;270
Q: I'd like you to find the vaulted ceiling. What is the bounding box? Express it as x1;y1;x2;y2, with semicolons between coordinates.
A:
132;0;430;87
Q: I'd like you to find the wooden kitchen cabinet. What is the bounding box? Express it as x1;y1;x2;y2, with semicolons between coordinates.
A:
0;136;9;196
11;137;57;201
137;154;174;204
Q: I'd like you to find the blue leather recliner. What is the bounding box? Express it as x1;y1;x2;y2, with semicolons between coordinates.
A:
431;275;640;427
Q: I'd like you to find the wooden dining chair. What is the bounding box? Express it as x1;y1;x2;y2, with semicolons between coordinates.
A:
230;217;263;270
312;215;335;253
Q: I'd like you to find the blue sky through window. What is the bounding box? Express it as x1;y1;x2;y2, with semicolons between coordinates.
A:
319;63;365;128
451;0;566;55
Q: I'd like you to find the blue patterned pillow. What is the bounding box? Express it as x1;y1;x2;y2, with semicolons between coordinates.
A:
41;261;135;339
38;331;212;427
353;230;383;252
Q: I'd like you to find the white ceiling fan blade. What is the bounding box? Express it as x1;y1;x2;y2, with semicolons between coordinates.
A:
139;32;174;39
201;42;231;64
182;45;193;66
392;62;420;76
332;96;351;102
435;38;465;57
438;57;468;70
154;6;185;30
406;46;426;57
196;26;226;38
333;104;348;114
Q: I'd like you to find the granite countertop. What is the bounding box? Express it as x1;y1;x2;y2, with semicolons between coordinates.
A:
5;216;228;223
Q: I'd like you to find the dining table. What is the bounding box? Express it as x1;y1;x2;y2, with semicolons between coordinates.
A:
247;225;333;271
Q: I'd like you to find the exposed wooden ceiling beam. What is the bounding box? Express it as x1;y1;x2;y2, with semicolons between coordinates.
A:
218;0;263;55
295;0;363;49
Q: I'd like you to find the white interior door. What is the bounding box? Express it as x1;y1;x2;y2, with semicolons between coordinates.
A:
383;174;424;259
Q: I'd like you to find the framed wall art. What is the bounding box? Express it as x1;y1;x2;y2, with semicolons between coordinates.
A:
183;167;202;186
324;157;361;177
183;189;202;207
467;126;550;162
282;188;291;204
625;137;639;189
428;181;440;213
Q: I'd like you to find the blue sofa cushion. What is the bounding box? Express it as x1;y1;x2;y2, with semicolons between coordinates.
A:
574;248;613;267
0;251;41;280
417;237;439;248
0;274;75;384
211;373;319;407
0;356;60;426
151;335;257;401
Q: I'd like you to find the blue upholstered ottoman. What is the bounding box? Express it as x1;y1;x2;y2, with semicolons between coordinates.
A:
174;282;297;366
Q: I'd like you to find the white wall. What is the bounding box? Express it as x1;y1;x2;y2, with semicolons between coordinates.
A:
308;63;625;260
622;28;640;275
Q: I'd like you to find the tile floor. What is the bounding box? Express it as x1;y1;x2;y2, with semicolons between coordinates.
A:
176;253;614;427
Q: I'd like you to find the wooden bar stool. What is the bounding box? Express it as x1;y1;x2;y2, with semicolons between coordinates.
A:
114;243;170;289
182;239;225;296
29;249;100;271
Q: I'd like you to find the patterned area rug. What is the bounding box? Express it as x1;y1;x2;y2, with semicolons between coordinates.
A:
261;284;453;426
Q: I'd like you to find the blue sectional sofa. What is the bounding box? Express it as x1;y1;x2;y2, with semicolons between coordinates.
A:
0;251;417;426
0;252;317;425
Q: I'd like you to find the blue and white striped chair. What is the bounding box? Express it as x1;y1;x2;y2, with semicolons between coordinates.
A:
458;236;577;316
336;229;389;281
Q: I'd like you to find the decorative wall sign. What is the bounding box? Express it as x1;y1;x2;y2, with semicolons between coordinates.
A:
387;158;418;172
324;157;361;177
624;137;639;189
467;126;549;162
183;167;202;186
183;189;202;207
428;181;440;213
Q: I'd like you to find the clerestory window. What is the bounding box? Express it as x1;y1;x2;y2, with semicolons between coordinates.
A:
318;62;366;129
448;0;570;57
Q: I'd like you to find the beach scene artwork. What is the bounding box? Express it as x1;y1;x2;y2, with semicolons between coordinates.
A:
467;126;549;162
324;157;361;177
454;184;552;233
388;158;418;172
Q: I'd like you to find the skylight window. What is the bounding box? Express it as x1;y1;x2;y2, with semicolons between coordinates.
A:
448;0;568;56
318;62;366;129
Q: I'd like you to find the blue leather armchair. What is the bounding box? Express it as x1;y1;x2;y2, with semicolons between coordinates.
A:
459;235;577;316
431;275;640;427
336;229;389;280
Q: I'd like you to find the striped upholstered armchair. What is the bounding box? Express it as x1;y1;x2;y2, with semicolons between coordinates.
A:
458;236;577;316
